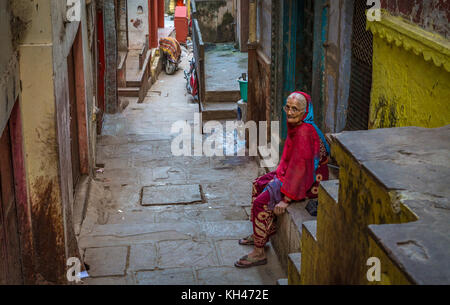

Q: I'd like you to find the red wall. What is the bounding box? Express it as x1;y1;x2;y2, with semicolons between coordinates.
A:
381;0;449;38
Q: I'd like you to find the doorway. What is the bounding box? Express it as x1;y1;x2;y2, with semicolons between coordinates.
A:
68;40;82;190
0;104;24;284
281;0;315;140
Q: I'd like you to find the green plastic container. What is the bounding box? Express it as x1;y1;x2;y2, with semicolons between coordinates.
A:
238;79;248;102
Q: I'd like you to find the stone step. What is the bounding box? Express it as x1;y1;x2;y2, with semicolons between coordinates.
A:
299;221;318;284
118;87;140;97
201;102;237;121
317;180;339;242
271;200;316;272
321;180;339;204
303;220;317;242
288;253;301;285
126;80;141;88
277;278;288;285
205;90;241;104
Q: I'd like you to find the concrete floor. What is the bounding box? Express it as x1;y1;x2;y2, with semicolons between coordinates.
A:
205;43;248;92
78;50;285;285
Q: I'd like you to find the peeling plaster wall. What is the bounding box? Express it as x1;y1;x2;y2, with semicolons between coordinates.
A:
0;1;21;137
323;0;353;133
256;0;271;59
368;15;450;129
128;0;148;49
195;0;235;43
11;0;97;283
381;0;449;39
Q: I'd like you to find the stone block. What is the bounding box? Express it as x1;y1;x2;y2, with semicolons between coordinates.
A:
84;246;128;277
158;240;219;268
136;268;196;285
129;243;157;271
141;184;202;206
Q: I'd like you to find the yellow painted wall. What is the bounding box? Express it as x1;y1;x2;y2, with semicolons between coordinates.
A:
368;13;450;129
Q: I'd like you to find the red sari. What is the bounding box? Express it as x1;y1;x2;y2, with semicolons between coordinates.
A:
250;106;329;248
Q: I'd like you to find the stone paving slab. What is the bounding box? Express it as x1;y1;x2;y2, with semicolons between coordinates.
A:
82;276;133;285
129;244;157;271
84;246;128;277
196;266;277;285
157;240;219;268
136;268;196;285
141;184;203;206
79;232;191;249
87;222;199;238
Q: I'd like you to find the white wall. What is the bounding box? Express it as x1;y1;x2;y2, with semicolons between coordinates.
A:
128;0;149;49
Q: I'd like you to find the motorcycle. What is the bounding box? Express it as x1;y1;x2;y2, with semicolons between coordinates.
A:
159;37;182;75
162;53;179;75
184;57;198;100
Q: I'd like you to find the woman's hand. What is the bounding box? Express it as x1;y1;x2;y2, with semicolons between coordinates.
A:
274;201;289;216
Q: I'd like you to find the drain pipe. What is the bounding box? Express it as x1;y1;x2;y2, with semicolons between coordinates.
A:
247;0;257;126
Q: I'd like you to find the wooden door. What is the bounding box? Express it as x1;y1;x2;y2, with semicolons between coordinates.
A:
0;124;23;284
68;47;81;190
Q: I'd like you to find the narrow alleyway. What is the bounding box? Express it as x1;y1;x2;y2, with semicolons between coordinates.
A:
78;51;285;285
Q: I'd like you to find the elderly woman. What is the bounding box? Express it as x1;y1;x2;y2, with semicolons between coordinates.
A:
235;91;330;268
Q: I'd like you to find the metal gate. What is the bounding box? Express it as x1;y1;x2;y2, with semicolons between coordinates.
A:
345;0;373;131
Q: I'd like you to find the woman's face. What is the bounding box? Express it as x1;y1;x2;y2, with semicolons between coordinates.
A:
285;97;306;125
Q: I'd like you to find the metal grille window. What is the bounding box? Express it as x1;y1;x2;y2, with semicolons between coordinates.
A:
345;0;374;131
301;0;315;93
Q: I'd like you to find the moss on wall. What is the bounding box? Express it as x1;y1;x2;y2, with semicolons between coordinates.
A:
196;0;235;43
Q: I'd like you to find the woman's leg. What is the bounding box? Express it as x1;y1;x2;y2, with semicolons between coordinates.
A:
235;190;275;267
240;172;277;245
251;190;276;248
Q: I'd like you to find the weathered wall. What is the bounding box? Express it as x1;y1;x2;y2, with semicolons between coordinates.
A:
323;0;353;133
0;1;21;137
381;0;449;39
256;0;271;59
11;0;97;283
367;12;450;129
195;0;235;43
235;0;248;52
118;0;128;51
104;0;118;113
128;0;148;49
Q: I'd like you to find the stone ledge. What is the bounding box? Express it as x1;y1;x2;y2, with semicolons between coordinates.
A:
368;199;450;285
331;125;450;284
